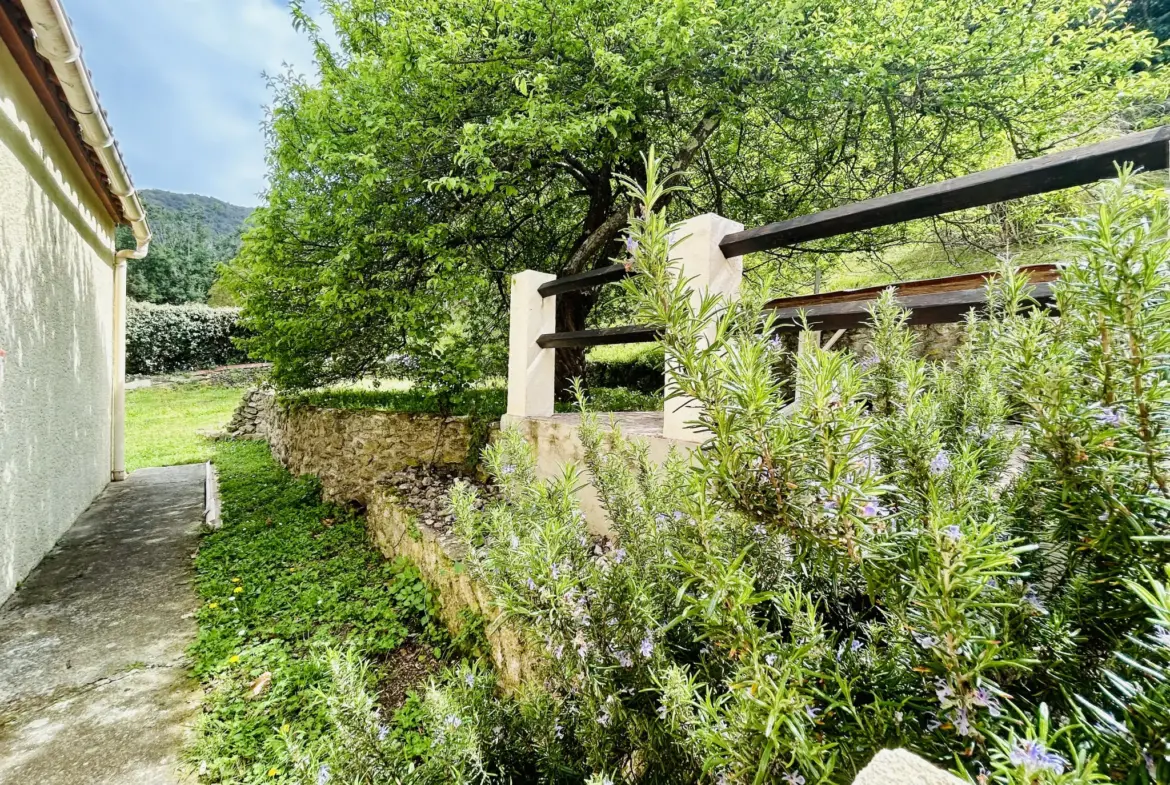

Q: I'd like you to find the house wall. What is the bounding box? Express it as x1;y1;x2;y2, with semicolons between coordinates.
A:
0;43;118;603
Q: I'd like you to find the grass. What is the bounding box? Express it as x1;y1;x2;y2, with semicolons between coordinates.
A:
286;384;662;416
125;383;244;472
191;440;446;784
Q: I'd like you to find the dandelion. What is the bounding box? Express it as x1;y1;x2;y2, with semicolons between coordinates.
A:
267;768;279;778
639;636;654;658
228;655;240;664
942;525;962;542
234;587;244;594
208;602;219;610
929;450;951;475
1009;739;1068;775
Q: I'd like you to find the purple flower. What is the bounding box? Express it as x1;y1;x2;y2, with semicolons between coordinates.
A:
553;643;564;660
640;636;654;659
805;705;821;721
1009;739;1068;775
859;499;884;518
935;679;954;704
317;764;331;785
765;653;777;666
1096;406;1123;426
859;354;879;369
445;714;462;728
942;525;962;542
555;724;564;739
851;639;864;652
952;706;972;736
625;236;639;256
616;650;633;668
782;772;806;785
527;578;537;591
550;563;560;579
654;512;669;527
973;687;1002;717
823;499;840;514
612;548;627;564
500;463;516;475
929;450;951;476
597;710;611;727
377;724;389;741
753;524;767;536
464;672;475;688
1023;587;1047;615
577;639;591;658
913;632;937;650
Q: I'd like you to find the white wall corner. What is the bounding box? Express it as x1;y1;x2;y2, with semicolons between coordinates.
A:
663;213;743;442
507;270;557;418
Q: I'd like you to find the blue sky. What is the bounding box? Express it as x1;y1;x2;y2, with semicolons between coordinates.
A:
69;0;330;207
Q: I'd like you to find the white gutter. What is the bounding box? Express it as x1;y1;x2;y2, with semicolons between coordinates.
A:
20;0;151;481
21;0;151;257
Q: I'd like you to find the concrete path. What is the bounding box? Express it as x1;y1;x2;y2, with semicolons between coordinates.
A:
0;465;205;785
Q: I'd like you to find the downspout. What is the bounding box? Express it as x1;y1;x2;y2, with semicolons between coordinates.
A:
21;0;151;481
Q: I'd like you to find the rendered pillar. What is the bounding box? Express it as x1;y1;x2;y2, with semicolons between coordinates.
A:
507;270;557;418
663;213;744;442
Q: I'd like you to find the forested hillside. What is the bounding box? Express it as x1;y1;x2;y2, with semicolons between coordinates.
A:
118;190;253;304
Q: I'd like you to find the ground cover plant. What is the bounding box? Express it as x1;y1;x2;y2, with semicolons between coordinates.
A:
190;441;449;783
297;163;1170;784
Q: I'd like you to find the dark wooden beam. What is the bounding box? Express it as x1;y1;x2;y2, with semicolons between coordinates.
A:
537;325;660;349
538;263;634;298
721;127;1170;257
769;283;1056;331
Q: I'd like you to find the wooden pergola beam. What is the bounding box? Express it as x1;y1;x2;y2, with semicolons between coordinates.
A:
721;127;1170;258
766;265;1059;331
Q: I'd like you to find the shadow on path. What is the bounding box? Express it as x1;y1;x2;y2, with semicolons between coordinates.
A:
0;464;205;784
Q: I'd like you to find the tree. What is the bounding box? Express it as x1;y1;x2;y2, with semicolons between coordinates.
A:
237;0;1163;394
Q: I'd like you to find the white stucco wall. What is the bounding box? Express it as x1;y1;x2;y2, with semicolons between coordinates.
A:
0;43;118;604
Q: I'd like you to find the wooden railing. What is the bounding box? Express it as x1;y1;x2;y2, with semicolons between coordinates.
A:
509;126;1170;430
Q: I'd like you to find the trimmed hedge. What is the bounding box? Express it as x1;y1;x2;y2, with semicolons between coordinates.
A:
126;302;249;375
584;343;664;394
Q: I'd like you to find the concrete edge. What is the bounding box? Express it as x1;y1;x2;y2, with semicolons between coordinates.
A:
203;461;221;530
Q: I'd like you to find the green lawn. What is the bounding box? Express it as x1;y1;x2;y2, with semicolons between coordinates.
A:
125;383;245;473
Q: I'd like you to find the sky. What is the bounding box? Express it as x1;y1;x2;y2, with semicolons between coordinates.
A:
69;0;331;207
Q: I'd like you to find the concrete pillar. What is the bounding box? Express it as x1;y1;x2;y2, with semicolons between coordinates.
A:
663;213;743;442
507;270;557;418
110;257;127;481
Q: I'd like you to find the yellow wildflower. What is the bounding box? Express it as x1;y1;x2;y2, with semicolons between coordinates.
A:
267;767;279;777
232;577;242;583
234;587;244;594
280;723;290;734
228;655;240;664
208;602;219;610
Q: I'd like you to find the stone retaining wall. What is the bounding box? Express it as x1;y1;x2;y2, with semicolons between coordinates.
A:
365;487;536;687
226;388;477;505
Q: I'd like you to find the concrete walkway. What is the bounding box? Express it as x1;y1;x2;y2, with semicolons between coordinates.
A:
0;465;205;784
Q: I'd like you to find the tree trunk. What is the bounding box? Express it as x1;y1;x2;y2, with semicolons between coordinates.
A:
554;289;597;400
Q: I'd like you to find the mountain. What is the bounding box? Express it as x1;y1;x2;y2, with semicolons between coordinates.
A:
119;190;253;305
139;189;253;240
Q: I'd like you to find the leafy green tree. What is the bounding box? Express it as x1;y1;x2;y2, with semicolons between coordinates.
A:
238;0;1162;394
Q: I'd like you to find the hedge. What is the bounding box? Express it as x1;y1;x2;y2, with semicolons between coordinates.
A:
126;302;250;375
584;343;664;394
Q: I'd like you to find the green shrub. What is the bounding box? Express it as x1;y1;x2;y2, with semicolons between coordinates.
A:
126;301;249;374
290;164;1170;784
585;344;664;394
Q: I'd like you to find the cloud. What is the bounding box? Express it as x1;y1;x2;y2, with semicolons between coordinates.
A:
68;0;332;206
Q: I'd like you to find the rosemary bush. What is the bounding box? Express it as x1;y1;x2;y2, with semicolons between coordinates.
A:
297;163;1170;784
